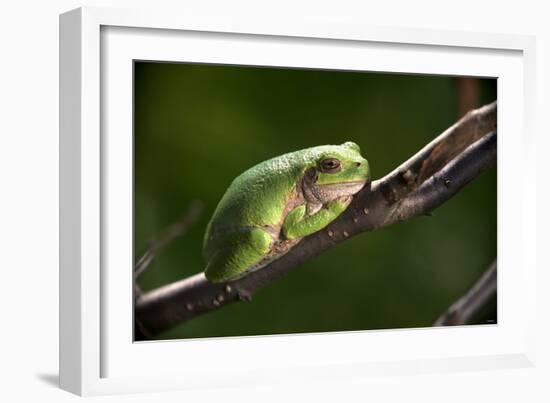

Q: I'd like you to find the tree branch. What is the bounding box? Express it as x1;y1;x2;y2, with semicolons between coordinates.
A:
433;260;497;326
135;101;497;338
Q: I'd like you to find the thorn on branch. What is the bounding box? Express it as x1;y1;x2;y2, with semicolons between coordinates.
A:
237;289;253;302
402;169;417;189
380;183;399;205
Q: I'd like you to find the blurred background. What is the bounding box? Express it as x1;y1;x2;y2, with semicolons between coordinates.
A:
134;62;497;340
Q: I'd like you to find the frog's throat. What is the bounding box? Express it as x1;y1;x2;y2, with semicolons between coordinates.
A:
305;180;367;204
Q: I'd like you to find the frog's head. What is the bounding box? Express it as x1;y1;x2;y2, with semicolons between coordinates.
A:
303;141;371;204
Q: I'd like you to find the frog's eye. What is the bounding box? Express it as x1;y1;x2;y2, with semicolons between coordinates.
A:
319;158;341;173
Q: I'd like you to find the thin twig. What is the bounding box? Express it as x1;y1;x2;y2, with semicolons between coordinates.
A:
135;102;497;338
134;200;203;279
433;260;497;326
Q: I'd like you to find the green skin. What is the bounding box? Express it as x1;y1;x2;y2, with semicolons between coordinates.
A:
203;142;371;283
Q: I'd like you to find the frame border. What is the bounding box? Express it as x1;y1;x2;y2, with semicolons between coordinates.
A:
59;6;537;396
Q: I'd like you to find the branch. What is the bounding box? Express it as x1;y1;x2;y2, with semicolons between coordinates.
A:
433;260;497;326
135;102;497;338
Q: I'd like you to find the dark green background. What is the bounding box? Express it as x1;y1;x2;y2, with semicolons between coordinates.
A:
134;62;497;340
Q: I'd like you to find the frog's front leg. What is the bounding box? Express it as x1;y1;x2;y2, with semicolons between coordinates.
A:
282;196;352;240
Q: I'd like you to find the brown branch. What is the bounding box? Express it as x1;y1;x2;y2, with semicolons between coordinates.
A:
433;260;497;326
135;102;497;338
455;77;480;118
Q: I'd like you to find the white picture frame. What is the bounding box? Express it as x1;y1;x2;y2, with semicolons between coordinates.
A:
59;6;537;396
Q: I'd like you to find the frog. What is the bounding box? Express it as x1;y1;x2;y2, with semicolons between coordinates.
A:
203;141;371;283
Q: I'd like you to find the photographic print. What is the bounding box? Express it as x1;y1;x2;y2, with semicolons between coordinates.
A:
133;62;497;341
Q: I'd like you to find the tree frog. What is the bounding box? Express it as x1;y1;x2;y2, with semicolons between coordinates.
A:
203;141;370;283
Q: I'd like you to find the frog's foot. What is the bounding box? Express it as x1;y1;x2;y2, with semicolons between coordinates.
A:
271;238;302;254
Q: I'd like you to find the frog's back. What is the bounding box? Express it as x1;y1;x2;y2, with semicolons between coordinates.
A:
212;152;304;225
